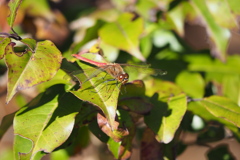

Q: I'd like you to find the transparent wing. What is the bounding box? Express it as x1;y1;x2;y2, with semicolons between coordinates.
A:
119;63;167;81
64;65;115;85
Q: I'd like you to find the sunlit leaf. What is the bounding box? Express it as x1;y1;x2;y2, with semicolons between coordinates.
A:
186;54;240;74
107;109;134;159
166;4;185;36
71;61;120;129
145;82;187;144
201;96;240;127
136;0;158;20
4;40;62;103
191;0;231;61
97;113;128;142
228;0;240;14
146;93;187;143
176;71;205;98
152;29;183;52
188;101;240;140
107;138;121;158
7;0;23;27
145;79;183;101
206;0;237;29
14;85;80;160
99;13;145;61
0;37;11;59
50;149;69;160
222;75;240;105
20;38;37;52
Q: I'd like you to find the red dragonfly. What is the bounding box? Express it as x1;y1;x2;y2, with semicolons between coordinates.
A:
71;50;167;86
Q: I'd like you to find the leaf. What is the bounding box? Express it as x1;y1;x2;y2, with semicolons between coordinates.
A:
228;0;240;15
188;101;240;140
141;128;163;160
71;61;120;129
20;38;37;52
176;71;205;98
4;40;62;103
7;0;23;28
0;37;11;59
107;138;121;158
206;0;238;29
107;109;134;159
191;0;231;61
97;113;128;143
145;93;187;143
200;96;240;127
152;29;183;52
186;54;240;74
222;75;240;105
166;4;185;36
136;0;158;20
119;80;153;114
99;12;145;61
13;85;80;160
145;79;183;102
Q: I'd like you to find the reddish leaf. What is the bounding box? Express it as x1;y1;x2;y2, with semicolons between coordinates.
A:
141;128;163;160
97;113;129;142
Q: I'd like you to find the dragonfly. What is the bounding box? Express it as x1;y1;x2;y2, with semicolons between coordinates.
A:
70;51;167;88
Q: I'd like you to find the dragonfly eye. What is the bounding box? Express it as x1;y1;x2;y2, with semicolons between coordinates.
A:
120;73;129;84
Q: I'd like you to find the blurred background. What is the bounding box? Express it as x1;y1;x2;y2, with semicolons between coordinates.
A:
1;0;240;159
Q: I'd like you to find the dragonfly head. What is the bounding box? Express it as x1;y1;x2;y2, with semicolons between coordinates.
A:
118;73;129;84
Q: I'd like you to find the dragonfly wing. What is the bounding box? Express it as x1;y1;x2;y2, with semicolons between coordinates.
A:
70;65;114;84
121;63;167;76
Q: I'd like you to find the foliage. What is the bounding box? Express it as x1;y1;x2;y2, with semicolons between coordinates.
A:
0;0;240;159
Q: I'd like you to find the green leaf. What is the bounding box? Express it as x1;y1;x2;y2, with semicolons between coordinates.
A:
4;40;62;103
71;62;120;129
228;0;240;15
186;54;240;74
191;0;230;61
99;13;145;61
20;38;37;52
222;75;240;105
107;109;134;159
145;79;183;101
176;71;205;98
166;4;185;36
7;0;23;28
206;0;237;29
0;37;11;59
145;93;187;143
136;0;157;20
152;29;183;52
201;96;240;127
14;85;80;160
188;101;240;140
107;138;121;158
